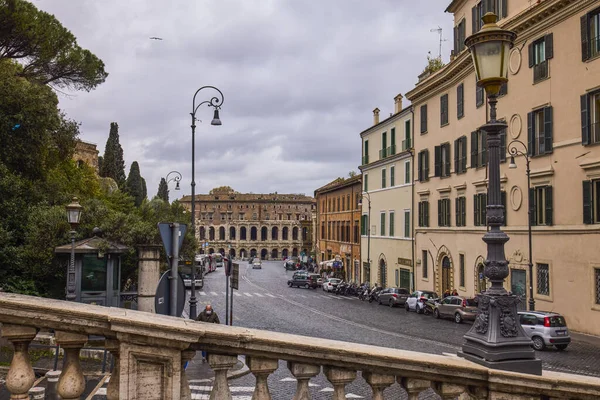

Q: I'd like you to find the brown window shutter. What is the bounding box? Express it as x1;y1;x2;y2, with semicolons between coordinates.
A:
545;33;554;60
581;15;590;62
528;43;535;68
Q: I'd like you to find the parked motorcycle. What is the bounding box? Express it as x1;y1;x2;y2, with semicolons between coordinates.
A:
368;286;383;303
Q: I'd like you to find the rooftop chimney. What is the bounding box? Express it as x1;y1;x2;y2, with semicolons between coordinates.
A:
394;94;404;114
373;108;380;125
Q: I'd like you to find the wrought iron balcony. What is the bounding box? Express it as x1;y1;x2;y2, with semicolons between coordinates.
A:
362;155;369;165
533;60;548;82
379;148;387;159
1;292;600;399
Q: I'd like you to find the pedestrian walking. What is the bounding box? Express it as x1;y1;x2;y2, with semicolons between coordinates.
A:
196;305;220;362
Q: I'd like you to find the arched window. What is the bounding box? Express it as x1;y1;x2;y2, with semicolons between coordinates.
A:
230;226;236;240
261;248;268;260
240;227;247;240
271;249;278;259
302;227;308;241
282;227;289;240
209;227;215;241
261;226;268;241
379;258;387;287
250;227;258;241
292;227;299;240
292;248;298;257
219;227;225;240
200;227;206;240
272;226;279;240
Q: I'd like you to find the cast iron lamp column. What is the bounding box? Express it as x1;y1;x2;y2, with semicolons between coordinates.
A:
508;140;535;311
358;192;371;284
190;86;224;320
458;13;541;375
65;197;83;301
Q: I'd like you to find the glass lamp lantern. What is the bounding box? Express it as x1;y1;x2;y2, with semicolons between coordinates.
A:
66;197;83;229
465;12;516;96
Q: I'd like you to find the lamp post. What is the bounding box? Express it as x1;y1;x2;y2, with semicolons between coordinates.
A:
358;192;371;284
189;86;224;320
509;140;535;311
459;13;541;375
65;197;83;301
166;170;182;193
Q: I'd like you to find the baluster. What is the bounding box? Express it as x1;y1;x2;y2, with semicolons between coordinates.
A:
324;367;356;400
247;356;278;400
399;377;432;400
55;331;87;400
287;362;320;400
433;382;469;400
45;370;61;400
363;372;395;400
2;324;38;400
208;353;238;400
180;348;196;400
105;339;120;400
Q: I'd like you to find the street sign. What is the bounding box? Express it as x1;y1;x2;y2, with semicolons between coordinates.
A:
230;263;239;290
158;222;187;257
155;270;186;316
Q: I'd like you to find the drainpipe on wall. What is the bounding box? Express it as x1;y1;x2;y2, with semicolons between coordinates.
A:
410;107;416;292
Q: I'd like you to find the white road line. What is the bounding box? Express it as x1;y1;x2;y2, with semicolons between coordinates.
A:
199;292;207;296
233;292;242;297
253;293;264;297
210;292;218;296
298;295;307;298
243;293;253;297
327;295;343;300
265;293;276;298
320;295;332;300
222;292;227;295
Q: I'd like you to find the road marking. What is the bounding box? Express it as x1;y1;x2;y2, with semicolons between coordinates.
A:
243;293;253;297
253;293;264;297
298;295;307;298
222;292;227;295
233;292;241;297
345;394;364;398
210;292;218;296
265;293;276;298
327;295;343;300
199;292;207;296
320;388;334;392
280;377;296;382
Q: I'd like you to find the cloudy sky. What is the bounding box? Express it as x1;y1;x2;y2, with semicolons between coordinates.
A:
37;0;453;199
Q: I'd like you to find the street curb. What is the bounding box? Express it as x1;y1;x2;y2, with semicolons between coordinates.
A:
227;356;250;380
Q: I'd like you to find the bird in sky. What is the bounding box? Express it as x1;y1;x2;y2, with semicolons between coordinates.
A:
149;37;163;40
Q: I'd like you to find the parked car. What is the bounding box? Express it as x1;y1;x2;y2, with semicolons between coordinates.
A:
518;311;571;351
377;288;410;307
316;277;325;287
288;272;321;289
405;290;439;314
322;278;342;292
252;258;262;269
431;296;478;323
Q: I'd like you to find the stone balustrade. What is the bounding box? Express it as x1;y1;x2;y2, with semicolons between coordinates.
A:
1;292;600;399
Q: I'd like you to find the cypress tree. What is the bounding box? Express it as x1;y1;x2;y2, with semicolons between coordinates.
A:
125;161;144;207
156;178;169;202
141;177;147;202
100;122;126;187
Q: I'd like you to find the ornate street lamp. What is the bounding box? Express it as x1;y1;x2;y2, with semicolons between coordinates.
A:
65;197;83;301
166;170;182;191
509;140;535;312
459;13;541;375
189;86;224;320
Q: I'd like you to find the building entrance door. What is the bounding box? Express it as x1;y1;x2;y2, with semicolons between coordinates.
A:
511;269;527;311
441;256;451;293
399;269;411;290
379;259;387;288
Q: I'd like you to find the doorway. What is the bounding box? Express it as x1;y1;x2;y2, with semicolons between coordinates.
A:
441;256;451;293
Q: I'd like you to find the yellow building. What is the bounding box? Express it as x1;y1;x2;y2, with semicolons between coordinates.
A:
406;0;600;335
359;95;414;289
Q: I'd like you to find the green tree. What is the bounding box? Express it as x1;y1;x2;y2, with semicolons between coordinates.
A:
156;178;169;202
125;161;144;207
100;122;126;188
0;0;108;91
421;52;445;75
141;177;147;202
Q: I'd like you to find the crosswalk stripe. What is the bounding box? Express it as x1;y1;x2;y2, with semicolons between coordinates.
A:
265;293;276;298
233;292;241;297
299;295;307;298
222;292;227;295
210;292;218;296
243;293;253;297
253;293;264;297
199;292;207;296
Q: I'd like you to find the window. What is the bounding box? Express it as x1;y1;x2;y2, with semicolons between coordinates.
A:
381;168;386;189
390;166;395;187
389;211;395;237
454;136;468;174
536;263;550;296
404;120;412;150
529;34;553;82
361;214;368;235
320;222;325;239
422;250;428;279
474;193;487;226
459;254;465;287
455;196;466;227
473;1;507;34
405;161;411;184
363;140;369;164
420;104;428;133
418;200;430;227
453;19;466;55
581;90;600;145
583;179;600;224
476;80;484;108
582;8;600;61
472;1;484;33
438;199;451;227
364;174;368;192
434;143;451;177
440;94;449;126
404;210;410;238
471;130;487;168
390;128;396;155
457;83;464;119
595;268;600;305
380;212;386;236
530;186;553;226
380;131;387;159
337;197;340;211
418;149;430;182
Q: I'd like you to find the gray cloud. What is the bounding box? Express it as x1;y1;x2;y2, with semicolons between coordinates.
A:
39;0;453;199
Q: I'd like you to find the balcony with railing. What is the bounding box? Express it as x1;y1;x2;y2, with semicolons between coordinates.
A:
378;147;387;159
362;155;369;165
2;292;600;399
533;60;548;82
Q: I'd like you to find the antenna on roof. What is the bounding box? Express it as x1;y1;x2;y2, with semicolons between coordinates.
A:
430;26;447;59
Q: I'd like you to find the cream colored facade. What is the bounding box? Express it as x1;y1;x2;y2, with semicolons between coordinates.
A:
359;96;414;289
407;0;600;335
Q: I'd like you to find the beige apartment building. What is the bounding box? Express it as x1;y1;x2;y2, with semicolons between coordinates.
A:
359;95;414;289
406;0;600;335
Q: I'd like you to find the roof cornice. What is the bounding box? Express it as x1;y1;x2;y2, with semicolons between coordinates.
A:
315;175;362;195
358;106;413;138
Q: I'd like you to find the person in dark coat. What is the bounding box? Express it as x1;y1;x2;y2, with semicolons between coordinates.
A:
196;304;220;324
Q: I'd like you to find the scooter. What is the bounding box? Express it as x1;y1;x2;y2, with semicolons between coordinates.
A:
368;286;382;303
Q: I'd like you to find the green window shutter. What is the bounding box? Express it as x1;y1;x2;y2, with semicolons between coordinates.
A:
404;211;410;237
545;186;553;226
462;197;466;226
444;144;451;176
544;106;553;154
364;174;368;191
390;166;395;187
581;94;590;145
382;169;386;188
581;15;590;62
421;105;428;133
545;33;554;60
528;42;535;68
390;212;395;236
405;161;410;184
424;150;430;180
380;213;386;236
583;181;593;224
454;139;460;174
501;191;507;226
501;0;508;18
461;136;468;171
391;128;396;148
425;201;430;227
434;145;442;177
446;199;451;226
457;83;464;119
382;132;387;151
405;120;411;148
418;202;423;227
418;152;423;181
529;188;537;226
437;199;442;226
455;197;460;226
474;194;479;226
471;131;478;168
364;140;369;160
527;111;534;156
472;6;477;34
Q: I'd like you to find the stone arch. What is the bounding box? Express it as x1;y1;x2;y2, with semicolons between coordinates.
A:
250;227;258;241
219;227;226;240
271;248;278;259
250;248;257;258
474;255;487;294
377;253;388;288
209;227;215;241
199;226;206;240
229;248;236;258
302;227;308;241
261;226;268;241
230;226;236;240
282;227;289;240
282;249;289;258
239;248;247;258
435;245;455;295
292;227;299;240
261;248;268;260
240;226;247;240
209;248;215;254
271;226;279;240
218;248;225;255
76;159;85;168
292;247;298;257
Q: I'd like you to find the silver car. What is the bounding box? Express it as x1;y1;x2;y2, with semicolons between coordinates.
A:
518;311;570;351
378;288;410;307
